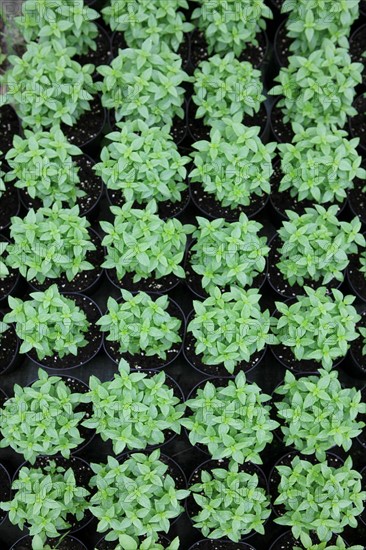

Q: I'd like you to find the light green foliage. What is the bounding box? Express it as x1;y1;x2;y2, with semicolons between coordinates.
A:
272;287;360;370
191;461;271;541
100;200;194;282
96;537;180;550
188;286;274;373
295;537;363;550
277;205;365;286
275;369;366;461
0;241;9;279
81;358;184;454
94;119;189;204
4;284;90;360
97;290;182;359
0;369;85;463
182;372;278;463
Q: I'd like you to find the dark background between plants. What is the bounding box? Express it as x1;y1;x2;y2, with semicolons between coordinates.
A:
0;0;366;549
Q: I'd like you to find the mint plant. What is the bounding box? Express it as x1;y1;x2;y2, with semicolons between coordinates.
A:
1;40;96;129
7;204;95;283
1;461;89;550
16;0;99;54
188;286;274;374
101;201;194;282
190;461;270;541
182;372;278;464
97;38;190;126
89;451;189;545
277;205;365;286
190;214;269;293
295;538;363;550
282;0;360;55
192;54;265;126
272;287;360;370
4;284;90;360
190;123;276;209
270;41;363;128
275;369;366;461
94;120;190;205
97;290;182;360
192;0;272;56
103;0;193;51
81;358;184;454
0;369;85;463
5;128;84;206
278;124;366;204
274;456;366;547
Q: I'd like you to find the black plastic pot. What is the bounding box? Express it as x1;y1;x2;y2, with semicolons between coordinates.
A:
0;462;11;527
349;310;366;378
349;93;366;154
188;540;256;550
184;310;267;378
25;293;103;371
269;98;294;143
11;534;88;550
273;19;290;69
103;292;185;369
74;24;112;79
0;311;22;375
0;104;22;159
0;234;20;302
269;531;347;550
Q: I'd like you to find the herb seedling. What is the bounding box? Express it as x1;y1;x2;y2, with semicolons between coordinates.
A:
274;456;366;547
16;0;98;54
188;286;274;374
182;372;278;463
277;205;365;286
103;0;193;51
81;358;184;454
272;287;360;370
4;284;90;360
190;122;276;208
191;460;270;541
0;40;96;129
295;538;363;550
97;38;190;126
275;369;365;461
192;54;265;126
94;120;190;205
278;124;366;204
5;127;84;206
101;200;194;282
0;461;89;550
7;204;95;283
97;290;182;359
89;451;189;544
190;214;269;292
192;0;272;56
0;368;85;463
270;40;363;128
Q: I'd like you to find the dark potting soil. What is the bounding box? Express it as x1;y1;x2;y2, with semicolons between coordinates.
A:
270;101;294;143
62;376;93;450
0;388;7;409
104;300;184;368
61;95;105;148
350;25;366;75
0;464;10;525
29;230;104;293
27;294;102;369
0;324;18;374
11;535;86;550
75;27;112;72
107;187;190;219
0;105;20;157
361;0;366;15
348;252;366;302
0;186;19;231
350;312;366;375
111;31;128;58
0;240;18;300
349;94;366;151
190;541;255;550
274;21;290;67
96;534;169;550
107;268;181;293
349;174;366;223
185;244;266;300
271;531;340;550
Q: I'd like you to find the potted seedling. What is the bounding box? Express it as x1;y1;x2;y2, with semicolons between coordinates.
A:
80;358;184;454
0;368;92;463
3;284;102;370
268;205;365;297
272;455;366;548
7;204;103;293
271;287;360;372
98;290;184;367
89;450;189;547
188;459;270;541
5;127;103;216
186;214;269;298
182;372;278;463
189;122;276;220
271;124;366;216
101;200;194;292
185;286;275;377
1;458;91;550
94;119;190;216
274;369;365;461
